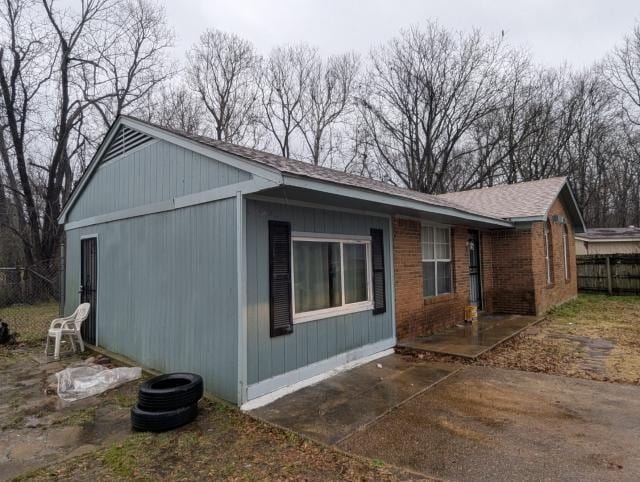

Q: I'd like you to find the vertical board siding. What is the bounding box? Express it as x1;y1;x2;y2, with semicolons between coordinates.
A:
245;199;394;385
64;198;239;402
67;140;251;222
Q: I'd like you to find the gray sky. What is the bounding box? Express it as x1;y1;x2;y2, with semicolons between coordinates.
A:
162;0;638;68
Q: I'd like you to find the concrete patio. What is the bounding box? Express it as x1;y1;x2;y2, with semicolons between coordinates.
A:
251;356;640;481
250;354;461;445
397;313;543;358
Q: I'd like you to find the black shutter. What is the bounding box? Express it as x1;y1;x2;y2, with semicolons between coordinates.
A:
269;220;293;337
371;228;386;314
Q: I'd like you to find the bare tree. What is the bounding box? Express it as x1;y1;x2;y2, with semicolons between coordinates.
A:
138;83;205;134
298;52;359;165
259;45;316;158
187;29;260;144
0;0;173;265
604;24;640;126
358;23;510;194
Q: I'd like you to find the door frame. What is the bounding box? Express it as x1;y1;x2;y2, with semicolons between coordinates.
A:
468;230;483;310
80;234;99;346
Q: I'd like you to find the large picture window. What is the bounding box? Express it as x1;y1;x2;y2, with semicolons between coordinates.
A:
292;234;372;323
421;225;452;297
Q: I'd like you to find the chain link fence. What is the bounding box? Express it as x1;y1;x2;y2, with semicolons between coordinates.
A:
0;258;63;343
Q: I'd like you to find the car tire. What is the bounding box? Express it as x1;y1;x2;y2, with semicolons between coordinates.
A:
131;403;198;432
138;373;203;412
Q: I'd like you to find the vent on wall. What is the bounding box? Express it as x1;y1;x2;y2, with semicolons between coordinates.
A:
100;125;153;164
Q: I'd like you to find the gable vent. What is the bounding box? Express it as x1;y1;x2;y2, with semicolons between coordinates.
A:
101;125;153;164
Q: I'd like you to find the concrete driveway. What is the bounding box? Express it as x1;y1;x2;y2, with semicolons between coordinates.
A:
252;355;640;481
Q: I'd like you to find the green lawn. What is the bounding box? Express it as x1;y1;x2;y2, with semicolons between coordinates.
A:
0;301;59;343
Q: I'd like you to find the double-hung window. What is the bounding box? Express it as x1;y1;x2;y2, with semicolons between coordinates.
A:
421;225;452;297
292;234;372;323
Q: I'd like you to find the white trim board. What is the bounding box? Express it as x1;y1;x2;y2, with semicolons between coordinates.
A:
64;178;275;231
242;338;396;410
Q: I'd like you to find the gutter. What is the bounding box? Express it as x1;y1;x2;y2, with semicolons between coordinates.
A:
281;174;514;229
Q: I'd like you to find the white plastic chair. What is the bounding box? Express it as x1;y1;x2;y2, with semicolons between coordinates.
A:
45;303;91;360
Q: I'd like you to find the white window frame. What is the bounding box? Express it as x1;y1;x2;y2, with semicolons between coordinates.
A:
291;232;373;324
562;226;569;281
421;224;452;297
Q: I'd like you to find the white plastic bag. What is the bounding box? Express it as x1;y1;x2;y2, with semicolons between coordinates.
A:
56;364;142;401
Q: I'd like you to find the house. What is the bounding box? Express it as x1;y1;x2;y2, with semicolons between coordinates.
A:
575;227;640;255
59;115;586;408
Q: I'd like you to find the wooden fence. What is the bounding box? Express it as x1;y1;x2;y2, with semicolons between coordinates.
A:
577;254;640;295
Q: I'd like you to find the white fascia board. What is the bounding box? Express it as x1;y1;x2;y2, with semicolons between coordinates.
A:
120;117;283;184
58;119;125;223
282;175;514;228
64;178;277;231
509;216;546;223
59;117;284;225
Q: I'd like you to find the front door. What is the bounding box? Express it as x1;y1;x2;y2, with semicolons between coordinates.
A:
468;230;482;310
80;237;97;344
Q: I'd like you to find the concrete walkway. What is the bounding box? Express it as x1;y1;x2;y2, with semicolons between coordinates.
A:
252;355;640;481
250;354;461;445
398;314;542;358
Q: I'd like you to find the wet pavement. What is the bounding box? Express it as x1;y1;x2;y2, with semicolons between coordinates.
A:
398;314;542;358
250;354;461;445
0;346;139;480
252;355;640;481
340;366;640;481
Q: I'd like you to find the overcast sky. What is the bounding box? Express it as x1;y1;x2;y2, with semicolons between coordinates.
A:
162;0;638;68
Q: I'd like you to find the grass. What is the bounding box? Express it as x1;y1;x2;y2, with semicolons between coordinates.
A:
21;398;407;481
0;300;59;343
478;294;640;384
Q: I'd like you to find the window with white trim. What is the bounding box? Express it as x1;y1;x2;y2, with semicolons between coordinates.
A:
421;225;452;297
292;234;372;323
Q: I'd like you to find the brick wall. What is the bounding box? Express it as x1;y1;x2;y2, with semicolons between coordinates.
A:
531;198;578;313
486;228;536;314
393;218;472;339
392;197;578;339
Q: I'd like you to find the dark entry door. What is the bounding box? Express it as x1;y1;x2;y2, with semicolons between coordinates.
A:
80;237;97;344
468;230;482;309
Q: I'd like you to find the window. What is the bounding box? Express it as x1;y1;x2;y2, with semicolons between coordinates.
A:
421;225;452;297
563;225;570;281
292;234;372;323
544;221;553;285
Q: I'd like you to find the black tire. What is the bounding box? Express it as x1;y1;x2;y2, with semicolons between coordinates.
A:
131;403;198;432
138;373;203;412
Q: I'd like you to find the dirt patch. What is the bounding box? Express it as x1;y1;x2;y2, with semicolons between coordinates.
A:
476;295;640;384
0;346;139;480
3;346;416;481
21;398;416;481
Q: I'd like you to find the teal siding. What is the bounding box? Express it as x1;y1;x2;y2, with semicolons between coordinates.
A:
64;198;239;402
245;200;394;385
67;140;251;222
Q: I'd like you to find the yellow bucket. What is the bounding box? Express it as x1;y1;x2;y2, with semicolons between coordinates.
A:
465;305;478;322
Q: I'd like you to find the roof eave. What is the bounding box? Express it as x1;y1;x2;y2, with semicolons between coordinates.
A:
575;236;640;243
282;174;514;228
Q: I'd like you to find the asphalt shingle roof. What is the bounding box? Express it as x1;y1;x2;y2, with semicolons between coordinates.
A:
436;177;568;220
122;116;568;223
577;227;640;240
